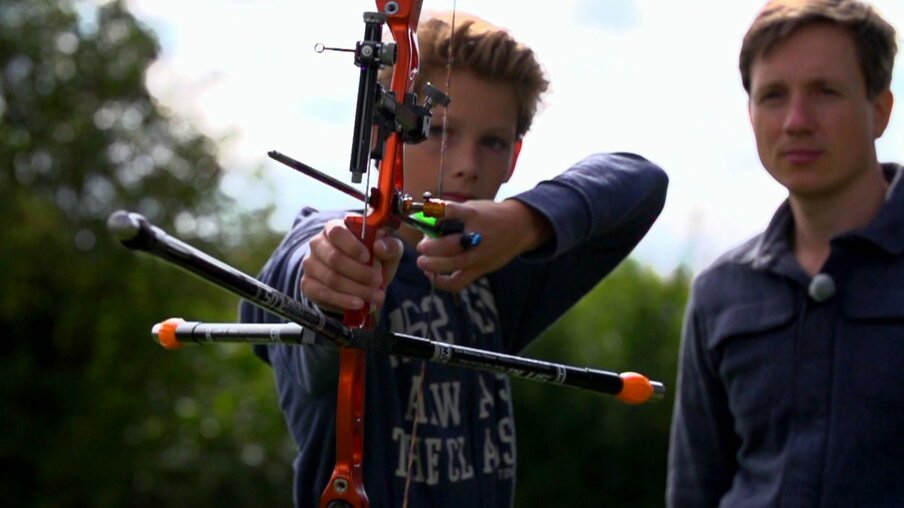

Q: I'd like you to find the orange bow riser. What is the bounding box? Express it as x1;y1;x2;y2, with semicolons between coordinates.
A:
328;2;423;507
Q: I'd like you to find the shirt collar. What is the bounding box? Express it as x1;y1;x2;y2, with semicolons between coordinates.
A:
847;163;904;255
748;163;904;267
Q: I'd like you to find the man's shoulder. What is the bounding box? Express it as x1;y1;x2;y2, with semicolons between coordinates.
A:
686;232;802;342
692;233;768;300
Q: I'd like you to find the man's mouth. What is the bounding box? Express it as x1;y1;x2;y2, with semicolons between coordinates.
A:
782;149;823;165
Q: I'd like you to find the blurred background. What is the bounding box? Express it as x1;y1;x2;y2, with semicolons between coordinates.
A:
2;0;896;506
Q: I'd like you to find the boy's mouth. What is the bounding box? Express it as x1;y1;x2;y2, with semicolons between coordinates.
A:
436;192;473;202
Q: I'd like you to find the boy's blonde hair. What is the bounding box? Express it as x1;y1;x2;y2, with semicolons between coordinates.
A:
382;12;549;138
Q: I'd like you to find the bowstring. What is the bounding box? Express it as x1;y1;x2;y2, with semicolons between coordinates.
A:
401;3;457;506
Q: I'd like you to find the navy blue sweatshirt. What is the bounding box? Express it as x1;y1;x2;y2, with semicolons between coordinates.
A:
241;153;668;508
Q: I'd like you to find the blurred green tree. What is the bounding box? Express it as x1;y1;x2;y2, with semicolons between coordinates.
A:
513;260;689;507
0;0;290;506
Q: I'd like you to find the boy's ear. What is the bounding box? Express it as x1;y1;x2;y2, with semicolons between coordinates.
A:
505;139;523;182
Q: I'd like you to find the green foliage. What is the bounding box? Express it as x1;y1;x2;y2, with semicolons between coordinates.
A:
0;1;289;506
513;260;690;507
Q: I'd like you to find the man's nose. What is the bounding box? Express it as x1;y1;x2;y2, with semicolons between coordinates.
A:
783;93;815;135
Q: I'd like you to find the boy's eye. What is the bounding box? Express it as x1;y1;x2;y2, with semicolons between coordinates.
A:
482;135;510;151
429;125;459;141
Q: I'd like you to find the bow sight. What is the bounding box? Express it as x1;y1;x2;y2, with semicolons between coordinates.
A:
349;13;451;182
275;10;456;241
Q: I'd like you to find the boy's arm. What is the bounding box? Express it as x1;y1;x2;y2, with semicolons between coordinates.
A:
238;208;346;392
490;152;669;351
514;152;668;260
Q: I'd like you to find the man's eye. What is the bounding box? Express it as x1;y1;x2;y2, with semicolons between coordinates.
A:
428;126;445;138
757;90;783;103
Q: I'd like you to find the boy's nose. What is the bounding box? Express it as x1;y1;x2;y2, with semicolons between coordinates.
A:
446;142;480;181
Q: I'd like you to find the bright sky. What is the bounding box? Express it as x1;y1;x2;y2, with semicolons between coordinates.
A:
125;0;904;275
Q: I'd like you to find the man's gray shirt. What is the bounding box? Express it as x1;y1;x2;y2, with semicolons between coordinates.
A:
668;164;904;507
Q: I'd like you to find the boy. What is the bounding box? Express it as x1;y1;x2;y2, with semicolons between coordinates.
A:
244;11;668;508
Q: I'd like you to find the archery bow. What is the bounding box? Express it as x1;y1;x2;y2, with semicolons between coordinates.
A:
325;2;421;506
106;2;666;507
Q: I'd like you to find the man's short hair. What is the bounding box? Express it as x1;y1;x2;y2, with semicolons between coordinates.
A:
739;0;897;98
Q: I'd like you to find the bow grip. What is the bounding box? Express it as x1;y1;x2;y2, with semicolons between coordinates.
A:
343;214;380;329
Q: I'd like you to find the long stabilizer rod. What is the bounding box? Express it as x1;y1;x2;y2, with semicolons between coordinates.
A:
109;210;665;404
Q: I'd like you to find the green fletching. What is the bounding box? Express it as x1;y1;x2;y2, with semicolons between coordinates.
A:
410;212;437;226
409;212;439;238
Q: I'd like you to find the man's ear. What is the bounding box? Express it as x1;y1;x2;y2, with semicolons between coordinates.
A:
505;139;523;182
873;88;894;139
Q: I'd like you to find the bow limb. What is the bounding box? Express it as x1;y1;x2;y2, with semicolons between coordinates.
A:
323;2;424;507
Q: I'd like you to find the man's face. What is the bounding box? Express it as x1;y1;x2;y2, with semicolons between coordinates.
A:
403;69;519;203
748;23;892;200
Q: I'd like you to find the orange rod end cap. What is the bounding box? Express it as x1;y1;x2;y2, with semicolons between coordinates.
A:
155;318;184;350
616;372;654;405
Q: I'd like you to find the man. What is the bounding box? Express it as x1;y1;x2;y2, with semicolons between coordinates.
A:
243;11;668;508
668;1;900;506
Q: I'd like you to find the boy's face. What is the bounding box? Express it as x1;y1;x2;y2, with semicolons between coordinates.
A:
747;23;892;200
403;69;519;204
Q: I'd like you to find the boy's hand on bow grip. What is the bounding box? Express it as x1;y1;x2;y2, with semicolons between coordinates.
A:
301;219;404;313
